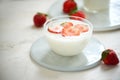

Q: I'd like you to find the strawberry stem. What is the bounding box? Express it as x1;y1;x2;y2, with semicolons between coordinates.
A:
69;7;78;15
37;12;48;16
101;49;110;60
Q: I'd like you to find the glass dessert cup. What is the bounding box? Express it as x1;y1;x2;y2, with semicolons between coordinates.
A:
30;16;104;71
44;16;93;56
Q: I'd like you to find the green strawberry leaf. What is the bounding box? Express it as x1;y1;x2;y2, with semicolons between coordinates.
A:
69;7;78;15
101;49;110;60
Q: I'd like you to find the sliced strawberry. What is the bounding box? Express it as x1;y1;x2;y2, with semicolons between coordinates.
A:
61;22;73;28
48;26;63;34
62;26;80;36
75;24;89;32
82;26;89;32
75;24;84;31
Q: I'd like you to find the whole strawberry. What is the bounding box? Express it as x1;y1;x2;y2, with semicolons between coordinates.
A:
101;49;119;65
63;0;77;14
70;10;86;19
33;12;47;28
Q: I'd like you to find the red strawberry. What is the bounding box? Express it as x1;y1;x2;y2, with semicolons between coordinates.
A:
70;10;86;19
33;12;47;28
101;49;119;65
63;0;77;14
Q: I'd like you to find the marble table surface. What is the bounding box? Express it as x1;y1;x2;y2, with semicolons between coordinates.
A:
0;0;120;80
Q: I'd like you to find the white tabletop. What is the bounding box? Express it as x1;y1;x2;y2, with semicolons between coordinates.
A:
0;0;120;80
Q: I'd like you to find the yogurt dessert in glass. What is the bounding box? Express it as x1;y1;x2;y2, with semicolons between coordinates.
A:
83;0;110;13
44;16;93;56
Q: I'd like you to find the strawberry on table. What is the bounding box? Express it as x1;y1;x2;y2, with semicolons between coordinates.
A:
33;12;47;28
63;0;77;14
101;49;119;65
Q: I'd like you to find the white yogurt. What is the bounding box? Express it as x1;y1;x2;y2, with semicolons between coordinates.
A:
44;17;93;56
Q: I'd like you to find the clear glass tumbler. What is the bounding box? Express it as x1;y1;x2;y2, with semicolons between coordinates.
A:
83;0;110;13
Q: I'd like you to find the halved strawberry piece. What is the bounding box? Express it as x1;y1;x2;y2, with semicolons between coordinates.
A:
61;22;73;28
75;24;89;32
48;26;63;34
62;26;80;36
75;24;84;31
